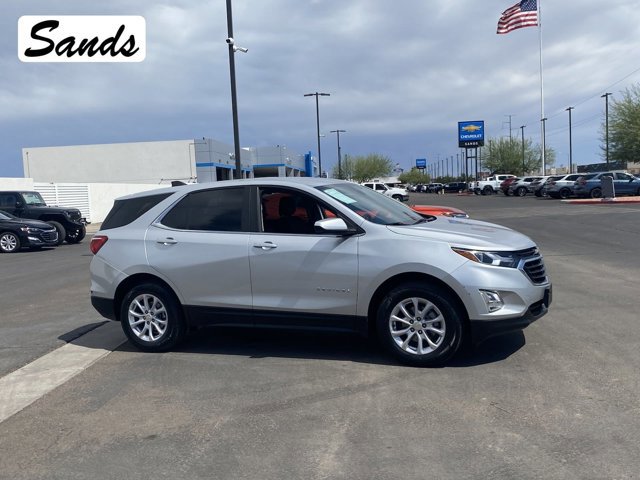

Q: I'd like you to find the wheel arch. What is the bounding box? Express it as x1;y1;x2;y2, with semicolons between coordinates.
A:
366;272;469;336
114;273;184;322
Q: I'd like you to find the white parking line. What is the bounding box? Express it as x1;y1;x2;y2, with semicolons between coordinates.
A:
0;322;126;423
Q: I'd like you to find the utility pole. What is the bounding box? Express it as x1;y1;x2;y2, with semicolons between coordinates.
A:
304;92;330;176
520;125;526;175
601;93;612;165
505;114;515;141
541;118;548;175
330;129;346;178
566;107;574;173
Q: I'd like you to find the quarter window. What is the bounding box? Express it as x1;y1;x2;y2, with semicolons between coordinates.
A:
162;187;245;232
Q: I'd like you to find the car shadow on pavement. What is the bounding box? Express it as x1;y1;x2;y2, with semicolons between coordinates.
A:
449;331;526;367
58;321;108;343
114;327;526;368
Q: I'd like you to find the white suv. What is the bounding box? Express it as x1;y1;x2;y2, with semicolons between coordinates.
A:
90;178;551;366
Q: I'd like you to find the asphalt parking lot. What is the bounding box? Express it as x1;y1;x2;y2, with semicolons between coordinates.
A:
1;193;639;479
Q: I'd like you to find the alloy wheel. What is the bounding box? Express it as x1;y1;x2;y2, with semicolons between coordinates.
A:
388;297;446;355
127;294;169;342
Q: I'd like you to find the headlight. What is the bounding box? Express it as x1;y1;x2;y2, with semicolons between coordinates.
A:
451;247;519;268
20;227;43;233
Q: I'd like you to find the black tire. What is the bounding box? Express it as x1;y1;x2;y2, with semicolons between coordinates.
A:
482;186;493;195
376;282;463;367
392;194;403;201
66;225;86;244
47;221;66;246
0;231;21;253
516;186;527;197
120;283;186;352
590;188;602;199
559;188;572;199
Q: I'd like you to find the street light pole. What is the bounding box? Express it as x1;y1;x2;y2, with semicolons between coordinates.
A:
566;107;574;173
601;93;612;165
541;118;548;175
304;92;330;177
225;0;246;180
330;129;346;178
520;125;526;175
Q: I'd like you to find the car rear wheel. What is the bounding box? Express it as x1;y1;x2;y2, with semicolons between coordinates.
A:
0;232;21;253
559;188;572;199
482;186;492;195
66;225;86;244
590;188;602;198
47;221;66;246
376;282;463;367
516;186;527;197
120;283;186;352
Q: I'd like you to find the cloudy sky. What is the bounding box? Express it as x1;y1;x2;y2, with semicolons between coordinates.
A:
2;0;640;178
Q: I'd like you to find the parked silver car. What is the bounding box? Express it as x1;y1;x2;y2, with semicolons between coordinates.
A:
90;178;551;366
507;176;544;197
546;173;595;199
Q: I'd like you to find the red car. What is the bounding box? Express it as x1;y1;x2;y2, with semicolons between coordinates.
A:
500;177;519;195
409;205;469;218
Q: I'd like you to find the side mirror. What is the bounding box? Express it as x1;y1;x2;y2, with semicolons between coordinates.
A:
314;218;355;235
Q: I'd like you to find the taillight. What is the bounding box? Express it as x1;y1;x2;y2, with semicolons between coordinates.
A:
90;235;108;254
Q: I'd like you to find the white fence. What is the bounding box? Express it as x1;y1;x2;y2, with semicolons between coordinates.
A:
35;183;91;222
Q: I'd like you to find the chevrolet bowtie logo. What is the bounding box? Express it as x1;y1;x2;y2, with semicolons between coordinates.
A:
461;124;482;132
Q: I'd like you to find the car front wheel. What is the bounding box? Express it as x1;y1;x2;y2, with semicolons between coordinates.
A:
120;283;186;352
516;187;527;197
47;221;66;246
66;225;86;244
590;188;602;198
376;282;463;367
0;232;21;253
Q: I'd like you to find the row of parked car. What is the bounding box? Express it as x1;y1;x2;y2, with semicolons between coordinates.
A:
496;171;640;199
409;182;468;193
0;190;88;253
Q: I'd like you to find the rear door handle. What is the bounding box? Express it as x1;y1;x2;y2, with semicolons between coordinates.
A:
157;237;178;245
253;241;277;250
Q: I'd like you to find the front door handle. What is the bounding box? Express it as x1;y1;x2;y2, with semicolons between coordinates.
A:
157;237;178;245
253;241;277;250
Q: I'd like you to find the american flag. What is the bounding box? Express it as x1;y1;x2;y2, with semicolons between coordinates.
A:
497;0;538;34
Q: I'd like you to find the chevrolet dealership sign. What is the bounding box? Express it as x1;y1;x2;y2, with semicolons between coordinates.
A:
458;121;485;148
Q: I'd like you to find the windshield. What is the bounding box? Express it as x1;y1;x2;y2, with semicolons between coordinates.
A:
317;183;424;226
20;192;46;206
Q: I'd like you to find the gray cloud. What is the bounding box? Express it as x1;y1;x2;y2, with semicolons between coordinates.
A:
1;0;639;176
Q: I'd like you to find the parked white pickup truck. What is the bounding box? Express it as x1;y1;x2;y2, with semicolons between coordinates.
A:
361;181;409;201
473;174;516;195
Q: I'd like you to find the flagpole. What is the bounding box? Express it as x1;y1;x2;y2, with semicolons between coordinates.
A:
538;0;546;174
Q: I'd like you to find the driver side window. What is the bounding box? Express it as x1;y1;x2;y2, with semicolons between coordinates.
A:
259;188;337;235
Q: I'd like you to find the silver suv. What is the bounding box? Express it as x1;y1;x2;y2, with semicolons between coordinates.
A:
90;178;551;366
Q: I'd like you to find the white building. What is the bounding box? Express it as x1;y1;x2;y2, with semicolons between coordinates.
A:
22;138;316;185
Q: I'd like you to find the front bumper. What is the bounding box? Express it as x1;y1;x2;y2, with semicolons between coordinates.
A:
470;286;551;344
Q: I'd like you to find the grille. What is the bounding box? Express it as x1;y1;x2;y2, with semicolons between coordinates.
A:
41;231;58;242
521;256;547;284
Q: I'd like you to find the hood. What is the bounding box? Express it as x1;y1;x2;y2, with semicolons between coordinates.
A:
0;217;54;229
387;217;536;251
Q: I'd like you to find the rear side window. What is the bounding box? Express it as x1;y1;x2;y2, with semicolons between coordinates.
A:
161;187;245;232
101;193;172;230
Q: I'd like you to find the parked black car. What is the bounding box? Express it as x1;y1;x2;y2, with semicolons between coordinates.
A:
0;210;59;253
0;191;87;245
443;182;468;193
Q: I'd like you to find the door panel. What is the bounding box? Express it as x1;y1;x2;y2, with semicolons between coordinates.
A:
249;233;358;317
145;225;252;309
